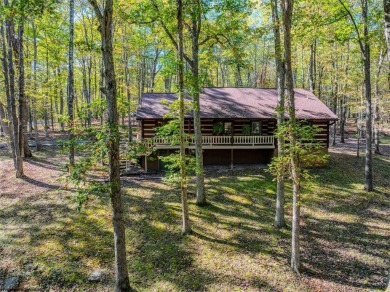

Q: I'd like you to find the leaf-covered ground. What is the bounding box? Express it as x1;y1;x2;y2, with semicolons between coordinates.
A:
0;143;389;291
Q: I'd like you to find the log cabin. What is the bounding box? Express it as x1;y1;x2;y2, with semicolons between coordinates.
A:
136;87;337;171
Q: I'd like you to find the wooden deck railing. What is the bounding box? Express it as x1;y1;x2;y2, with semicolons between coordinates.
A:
140;135;274;148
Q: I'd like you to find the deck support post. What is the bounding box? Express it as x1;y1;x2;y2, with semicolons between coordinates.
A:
230;149;234;170
145;155;148;173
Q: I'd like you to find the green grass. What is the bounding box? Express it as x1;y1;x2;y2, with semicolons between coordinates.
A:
380;135;390;145
0;149;389;291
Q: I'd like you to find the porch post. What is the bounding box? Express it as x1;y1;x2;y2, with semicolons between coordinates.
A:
230;149;234;170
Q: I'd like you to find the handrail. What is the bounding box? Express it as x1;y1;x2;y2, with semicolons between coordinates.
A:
142;135;274;146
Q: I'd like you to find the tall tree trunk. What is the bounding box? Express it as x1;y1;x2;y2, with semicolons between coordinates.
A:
59;68;65;131
340;96;346;143
384;0;390;59
362;0;373;191
340;43;350;144
190;1;206;206
338;0;373;191
124;52;132;142
374;50;385;154
271;0;286;229
331;53;338;146
149;48;161;93
17;25;32;158
88;1;133;290
177;0;191;235
309;40;316;93
1;24;14;159
67;0;75;166
282;0;300;273
0;103;10;136
44;50;49;138
32;20;40;150
82;57;92;127
4;2;23;177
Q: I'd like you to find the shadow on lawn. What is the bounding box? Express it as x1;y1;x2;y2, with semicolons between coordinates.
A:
122;179;218;291
121;150;389;290
121;175;285;290
26;150;65;171
302;216;388;289
0;192;115;290
21;175;60;190
301;151;390;289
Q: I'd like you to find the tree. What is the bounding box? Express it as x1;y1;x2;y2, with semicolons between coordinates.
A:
282;0;301;273
338;0;373;191
148;0;206;205
188;0;205;205
177;0;191;234
384;0;390;55
3;0;23;177
87;0;133;290
67;0;75;167
271;0;286;228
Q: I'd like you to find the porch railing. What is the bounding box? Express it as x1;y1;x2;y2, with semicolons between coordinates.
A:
142;135;274;148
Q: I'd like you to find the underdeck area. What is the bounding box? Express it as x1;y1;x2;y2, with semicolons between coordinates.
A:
140;147;275;172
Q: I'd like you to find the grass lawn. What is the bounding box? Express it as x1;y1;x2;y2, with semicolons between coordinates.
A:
0;145;389;291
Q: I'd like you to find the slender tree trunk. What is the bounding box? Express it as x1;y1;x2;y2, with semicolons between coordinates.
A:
190;1;206;206
150;48;161;93
340;43;350;144
88;58;92;126
271;0;286;228
338;0;373;191
124;52;132;142
59;69;65;131
32;20;40;150
0;103;10;136
88;0;133;290
309;40;316;93
17;25;32;158
362;0;373;191
384;0;390;59
67;0;75;166
4;2;23;177
340;96;346;143
282;0;300;273
331;55;338;146
1;23;15;160
177;0;191;234
374;51;385;154
44;50;49;138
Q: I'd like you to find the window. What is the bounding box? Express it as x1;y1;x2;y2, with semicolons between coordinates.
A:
213;121;232;135
224;122;232;135
251;121;261;135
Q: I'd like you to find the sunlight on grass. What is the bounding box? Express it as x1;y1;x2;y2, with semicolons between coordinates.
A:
0;148;389;290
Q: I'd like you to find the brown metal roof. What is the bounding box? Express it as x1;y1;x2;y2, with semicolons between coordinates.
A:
136;87;338;120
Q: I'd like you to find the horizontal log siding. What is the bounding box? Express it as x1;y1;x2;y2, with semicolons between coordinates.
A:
312;120;329;147
262;120;276;136
233;120;249;135
200;119;214;135
142;120;158;138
